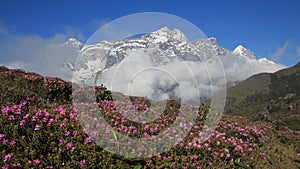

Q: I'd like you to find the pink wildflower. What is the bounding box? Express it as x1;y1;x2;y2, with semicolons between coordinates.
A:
2;165;9;169
42;117;48;123
72;130;78;136
20;120;26;126
0;134;5;139
44;111;51;117
144;124;150;130
220;153;224;158
34;125;41;131
105;127;110;134
47;118;55;126
80;160;87;167
9;115;15;120
23;114;30;119
84;137;93;144
33;159;41;164
66;142;73;150
59;139;65;144
9;140;16;146
12;163;22;168
31;116;38;121
3;153;13;162
64;130;70;136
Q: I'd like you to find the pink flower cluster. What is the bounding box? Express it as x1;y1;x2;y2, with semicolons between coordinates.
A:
0;93;279;168
1;101;85;168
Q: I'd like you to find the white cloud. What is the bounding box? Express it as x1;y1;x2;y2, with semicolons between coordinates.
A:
269;41;291;62
95;48;285;105
0;19;110;80
0;32;78;80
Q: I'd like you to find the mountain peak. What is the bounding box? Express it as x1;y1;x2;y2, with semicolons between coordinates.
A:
65;38;83;49
157;26;172;32
172;28;188;41
150;26;172;36
234;44;245;50
207;37;217;44
143;26;187;43
233;44;256;59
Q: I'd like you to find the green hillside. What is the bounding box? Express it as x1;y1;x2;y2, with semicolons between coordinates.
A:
0;66;299;168
224;62;300;130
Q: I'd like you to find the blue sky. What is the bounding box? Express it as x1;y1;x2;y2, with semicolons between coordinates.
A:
0;0;300;66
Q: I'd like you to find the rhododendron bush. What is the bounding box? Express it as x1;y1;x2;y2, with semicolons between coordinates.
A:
0;67;299;168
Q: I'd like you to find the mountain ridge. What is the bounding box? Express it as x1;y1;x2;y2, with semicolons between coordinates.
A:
68;27;285;103
68;27;280;79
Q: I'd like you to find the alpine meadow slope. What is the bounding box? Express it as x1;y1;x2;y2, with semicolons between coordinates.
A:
0;66;299;168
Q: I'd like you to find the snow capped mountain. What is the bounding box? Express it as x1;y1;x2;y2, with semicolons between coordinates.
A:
71;27;276;80
73;27;207;83
232;44;275;64
233;45;256;60
67;27;285;103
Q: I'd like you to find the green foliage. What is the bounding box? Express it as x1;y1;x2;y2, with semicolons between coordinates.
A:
95;84;113;101
0;68;72;106
0;66;299;168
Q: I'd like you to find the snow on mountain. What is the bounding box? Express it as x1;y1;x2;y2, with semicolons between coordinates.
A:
233;45;256;60
193;37;229;62
68;27;285;103
142;26;188;43
141;26;200;62
73;27;205;84
258;58;276;64
65;38;84;49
